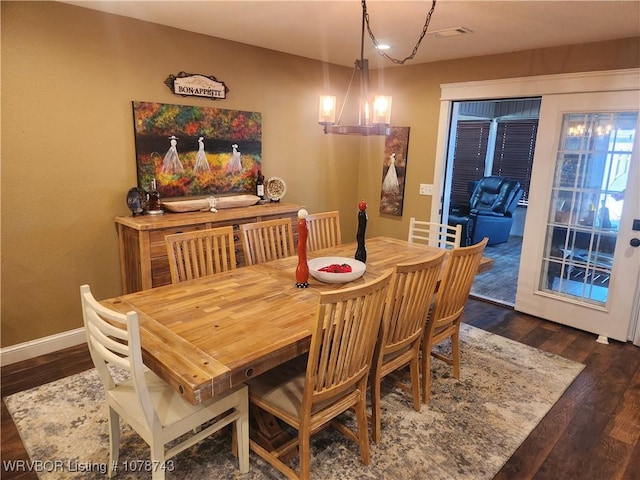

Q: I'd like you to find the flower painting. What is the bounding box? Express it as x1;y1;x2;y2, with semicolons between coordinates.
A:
380;126;410;216
132;101;262;198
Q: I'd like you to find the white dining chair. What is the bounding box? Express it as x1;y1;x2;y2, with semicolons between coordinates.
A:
408;217;462;249
80;284;250;479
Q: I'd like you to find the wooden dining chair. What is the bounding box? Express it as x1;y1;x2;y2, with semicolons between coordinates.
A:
80;284;250;479
408;216;462;249
246;272;393;480
421;237;488;404
165;226;237;284
304;210;342;252
240;217;295;265
369;250;446;443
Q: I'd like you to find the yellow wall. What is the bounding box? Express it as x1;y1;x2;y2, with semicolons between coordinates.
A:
362;38;640;239
1;1;638;347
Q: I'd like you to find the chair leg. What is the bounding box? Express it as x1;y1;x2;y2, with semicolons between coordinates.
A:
236;392;250;474
452;327;461;379
355;389;371;465
370;373;382;444
149;441;166;480
409;355;421;412
421;344;432;405
107;407;120;478
299;426;311;480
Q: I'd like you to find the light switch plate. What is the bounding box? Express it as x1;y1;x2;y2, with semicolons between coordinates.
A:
419;184;433;196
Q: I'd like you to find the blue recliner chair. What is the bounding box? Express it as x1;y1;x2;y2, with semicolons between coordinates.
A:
448;176;523;247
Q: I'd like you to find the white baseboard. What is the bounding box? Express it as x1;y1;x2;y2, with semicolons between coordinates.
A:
1;328;87;366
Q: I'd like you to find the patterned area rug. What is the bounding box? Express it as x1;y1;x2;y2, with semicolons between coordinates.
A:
4;324;584;480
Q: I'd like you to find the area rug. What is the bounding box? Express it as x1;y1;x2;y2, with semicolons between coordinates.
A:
4;324;584;480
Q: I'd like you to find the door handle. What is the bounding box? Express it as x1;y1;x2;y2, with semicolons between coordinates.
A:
630;238;640;247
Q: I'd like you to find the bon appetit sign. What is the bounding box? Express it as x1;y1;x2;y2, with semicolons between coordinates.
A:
165;72;229;100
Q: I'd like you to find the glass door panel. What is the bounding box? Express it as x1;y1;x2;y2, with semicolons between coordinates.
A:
541;111;636;305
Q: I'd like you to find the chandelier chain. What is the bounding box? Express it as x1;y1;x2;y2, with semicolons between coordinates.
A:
362;0;436;65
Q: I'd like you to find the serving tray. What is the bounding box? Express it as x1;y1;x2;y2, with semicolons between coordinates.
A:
162;194;260;213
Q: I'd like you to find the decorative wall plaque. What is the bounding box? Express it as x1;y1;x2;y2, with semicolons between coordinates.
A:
164;72;229;100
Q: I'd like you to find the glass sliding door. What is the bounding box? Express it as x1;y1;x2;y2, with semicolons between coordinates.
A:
516;90;640;342
542;111;636;304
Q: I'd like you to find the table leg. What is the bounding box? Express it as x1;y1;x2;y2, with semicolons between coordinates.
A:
249;406;297;461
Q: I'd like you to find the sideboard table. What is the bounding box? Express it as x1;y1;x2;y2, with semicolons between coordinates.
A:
115;202;302;293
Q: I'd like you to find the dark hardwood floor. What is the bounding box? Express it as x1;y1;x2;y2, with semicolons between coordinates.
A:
2;299;639;479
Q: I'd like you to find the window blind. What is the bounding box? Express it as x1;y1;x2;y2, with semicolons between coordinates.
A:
491;120;537;205
450;120;490;206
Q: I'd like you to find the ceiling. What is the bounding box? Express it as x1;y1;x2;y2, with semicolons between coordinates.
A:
61;1;640;68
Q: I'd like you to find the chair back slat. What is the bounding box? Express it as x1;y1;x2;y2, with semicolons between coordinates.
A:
408;217;461;249
240;217;295;265
86;320;130;367
306;272;392;405
90;335;132;371
431;237;488;324
382;251;446;352
166;226;237;283
305;211;342;252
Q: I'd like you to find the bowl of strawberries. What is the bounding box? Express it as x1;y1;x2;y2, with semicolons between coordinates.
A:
308;257;366;284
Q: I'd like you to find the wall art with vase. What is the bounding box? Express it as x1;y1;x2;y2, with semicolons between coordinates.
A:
380;126;410;216
132;101;262;199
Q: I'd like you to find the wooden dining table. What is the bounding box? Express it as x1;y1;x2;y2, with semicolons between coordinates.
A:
102;236;492;406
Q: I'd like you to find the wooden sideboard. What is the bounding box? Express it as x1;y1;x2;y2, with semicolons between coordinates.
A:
115;202;302;293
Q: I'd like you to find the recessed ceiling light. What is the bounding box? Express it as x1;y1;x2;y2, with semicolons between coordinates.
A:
428;27;473;38
376;44;391;51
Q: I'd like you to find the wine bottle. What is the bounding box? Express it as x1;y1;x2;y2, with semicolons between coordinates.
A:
147;178;163;214
256;170;265;201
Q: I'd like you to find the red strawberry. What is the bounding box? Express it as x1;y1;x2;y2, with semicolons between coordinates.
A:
319;263;351;273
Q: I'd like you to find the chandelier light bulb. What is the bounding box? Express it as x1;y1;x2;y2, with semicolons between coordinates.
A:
373;95;392;125
318;95;337;124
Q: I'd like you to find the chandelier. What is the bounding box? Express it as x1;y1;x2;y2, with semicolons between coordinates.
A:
319;0;437;136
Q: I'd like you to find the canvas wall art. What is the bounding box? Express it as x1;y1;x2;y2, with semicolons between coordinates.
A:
380;126;410;216
132;101;262;198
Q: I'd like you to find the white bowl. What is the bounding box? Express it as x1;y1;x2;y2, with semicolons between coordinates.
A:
308;257;366;284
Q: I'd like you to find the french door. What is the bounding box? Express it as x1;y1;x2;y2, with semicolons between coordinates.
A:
516;90;639;341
